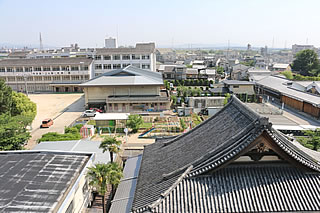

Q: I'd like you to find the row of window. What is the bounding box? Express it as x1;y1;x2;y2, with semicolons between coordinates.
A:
0;66;89;72
4;75;89;82
94;63;150;70
94;54;150;60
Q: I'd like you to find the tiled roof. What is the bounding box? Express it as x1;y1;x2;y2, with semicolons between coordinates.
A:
131;96;320;212
154;163;320;212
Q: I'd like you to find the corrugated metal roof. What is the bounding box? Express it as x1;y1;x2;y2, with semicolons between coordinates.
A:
110;155;142;213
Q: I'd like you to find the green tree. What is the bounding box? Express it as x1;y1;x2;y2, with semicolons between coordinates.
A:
280;70;294;80
11;92;37;120
216;66;224;75
0;79;13;114
224;93;231;105
171;95;177;105
302;129;320;151
87;163;123;213
0;113;31;150
100;136;122;163
291;49;320;76
126;114;144;133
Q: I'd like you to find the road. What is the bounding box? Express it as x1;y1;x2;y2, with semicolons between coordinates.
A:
26;94;85;149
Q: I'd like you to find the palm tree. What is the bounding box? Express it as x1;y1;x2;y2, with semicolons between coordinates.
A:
87;163;123;213
99;136;121;163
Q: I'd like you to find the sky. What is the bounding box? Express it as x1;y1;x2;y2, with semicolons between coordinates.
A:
1;0;320;49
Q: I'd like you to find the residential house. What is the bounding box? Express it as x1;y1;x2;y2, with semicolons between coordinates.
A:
186;68;198;79
223;80;255;95
272;63;291;72
231;64;249;80
157;64;186;80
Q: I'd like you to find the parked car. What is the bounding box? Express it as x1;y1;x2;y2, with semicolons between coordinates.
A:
89;108;103;113
82;110;98;117
41;118;53;128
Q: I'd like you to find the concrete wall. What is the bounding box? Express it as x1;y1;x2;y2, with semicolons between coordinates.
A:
189;97;225;108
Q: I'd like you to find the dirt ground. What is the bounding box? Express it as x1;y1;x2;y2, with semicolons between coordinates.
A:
26;93;85;149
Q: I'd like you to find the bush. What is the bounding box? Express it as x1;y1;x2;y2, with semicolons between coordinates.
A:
39;126;82;142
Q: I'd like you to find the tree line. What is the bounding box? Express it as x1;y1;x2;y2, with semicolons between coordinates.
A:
0;80;36;150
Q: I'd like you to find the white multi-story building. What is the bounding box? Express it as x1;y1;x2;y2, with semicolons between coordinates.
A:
292;44;315;55
104;37;118;48
0;58;93;93
93;42;156;76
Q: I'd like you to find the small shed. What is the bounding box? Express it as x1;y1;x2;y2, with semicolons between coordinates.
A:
94;113;130;134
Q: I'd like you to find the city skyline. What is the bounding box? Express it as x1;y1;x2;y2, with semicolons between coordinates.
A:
1;0;320;48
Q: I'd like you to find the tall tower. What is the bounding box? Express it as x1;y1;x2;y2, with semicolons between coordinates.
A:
39;32;43;50
104;37;118;48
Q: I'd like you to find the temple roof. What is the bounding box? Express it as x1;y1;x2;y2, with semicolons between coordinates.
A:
131;96;320;212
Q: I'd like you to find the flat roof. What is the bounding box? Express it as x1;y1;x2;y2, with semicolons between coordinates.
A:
0;151;92;212
223;80;256;85
94;113;130;121
0;58;93;67
33;140;110;163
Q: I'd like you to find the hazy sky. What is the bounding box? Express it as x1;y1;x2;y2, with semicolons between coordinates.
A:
1;0;320;48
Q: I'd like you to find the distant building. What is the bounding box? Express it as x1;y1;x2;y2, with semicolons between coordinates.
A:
93;43;156;76
0;57;93;93
80;66;170;112
0;151;93;212
105;37;118;48
231;64;250;80
292;44;315;55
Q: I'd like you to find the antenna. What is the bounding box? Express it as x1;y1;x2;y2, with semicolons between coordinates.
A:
284;40;287;49
272;36;274;49
116;25;119;46
306;38;309;44
39;32;43;51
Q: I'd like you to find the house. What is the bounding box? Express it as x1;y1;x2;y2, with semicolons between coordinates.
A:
123;96;320;212
192;60;207;69
256;75;320;118
80;66;170;112
199;69;215;79
0;150;94;212
186;68;198;79
230;64;249;80
223;80;255;95
272;63;291;72
157;64;186;80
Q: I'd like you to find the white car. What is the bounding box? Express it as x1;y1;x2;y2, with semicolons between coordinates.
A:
82;110;98;117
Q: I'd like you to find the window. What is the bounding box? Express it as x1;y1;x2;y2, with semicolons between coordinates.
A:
43;67;51;71
71;76;80;80
142;54;150;60
95;64;102;70
122;54;130;60
83;66;88;70
7;67;13;72
62;66;70;71
132;54;140;60
95;73;100;77
25;67;33;72
16;67;23;72
0;67;5;72
71;66;79;71
122;63;130;68
7;77;15;81
142;64;150;69
66;200;74;213
52;67;60;71
103;64;112;70
84;75;89;80
113;54;120;60
113;64;121;69
132;63;140;68
233;85;239;88
103;55;111;60
17;77;24;81
94;55;102;60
